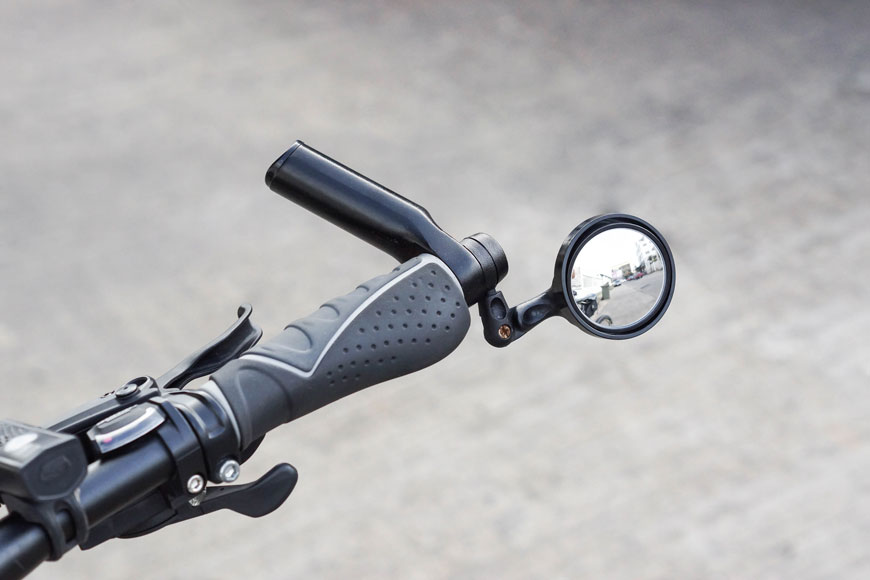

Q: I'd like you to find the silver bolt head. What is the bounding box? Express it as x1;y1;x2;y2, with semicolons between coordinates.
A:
218;459;241;483
186;474;206;494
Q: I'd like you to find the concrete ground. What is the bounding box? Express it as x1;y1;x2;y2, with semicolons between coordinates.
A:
1;1;869;578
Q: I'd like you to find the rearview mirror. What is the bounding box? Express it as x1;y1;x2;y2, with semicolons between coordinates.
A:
555;215;675;339
478;214;675;345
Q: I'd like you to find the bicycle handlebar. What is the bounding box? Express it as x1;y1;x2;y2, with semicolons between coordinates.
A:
0;253;472;577
266;141;442;263
211;254;471;449
0;143;489;578
266;142;506;305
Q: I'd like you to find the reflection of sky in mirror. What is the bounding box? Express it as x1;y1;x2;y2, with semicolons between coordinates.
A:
572;229;652;287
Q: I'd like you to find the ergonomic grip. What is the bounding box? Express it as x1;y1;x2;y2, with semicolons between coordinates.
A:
210;255;471;448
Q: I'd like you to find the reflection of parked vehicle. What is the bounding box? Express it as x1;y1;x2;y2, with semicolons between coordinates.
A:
613;279;622;287
574;292;599;318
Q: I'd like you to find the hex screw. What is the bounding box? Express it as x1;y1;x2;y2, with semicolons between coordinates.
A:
186;474;206;495
218;459;241;483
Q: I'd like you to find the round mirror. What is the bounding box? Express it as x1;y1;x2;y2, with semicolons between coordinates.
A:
568;228;665;328
554;214;675;339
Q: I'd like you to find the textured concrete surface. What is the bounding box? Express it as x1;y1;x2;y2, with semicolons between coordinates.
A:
1;1;869;578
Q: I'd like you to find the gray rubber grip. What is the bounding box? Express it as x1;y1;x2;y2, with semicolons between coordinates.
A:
210;255;471;449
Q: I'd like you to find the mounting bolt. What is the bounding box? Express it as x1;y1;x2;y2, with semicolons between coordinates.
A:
186;474;206;495
498;324;512;340
114;382;140;398
218;459;241;483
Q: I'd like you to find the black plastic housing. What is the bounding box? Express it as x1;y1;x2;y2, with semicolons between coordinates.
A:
0;422;87;502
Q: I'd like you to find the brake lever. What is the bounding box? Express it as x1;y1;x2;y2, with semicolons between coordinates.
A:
158;304;263;390
48;305;262;438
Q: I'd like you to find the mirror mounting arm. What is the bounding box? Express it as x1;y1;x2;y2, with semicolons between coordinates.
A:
478;290;560;347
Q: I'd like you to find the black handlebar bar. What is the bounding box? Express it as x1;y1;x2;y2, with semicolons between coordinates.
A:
266;142;507;305
0;438;173;580
266;142;446;263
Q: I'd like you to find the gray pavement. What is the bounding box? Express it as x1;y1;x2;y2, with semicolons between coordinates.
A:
596;271;665;326
1;1;870;578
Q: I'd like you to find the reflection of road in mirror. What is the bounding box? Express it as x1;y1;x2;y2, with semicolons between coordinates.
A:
595;270;664;327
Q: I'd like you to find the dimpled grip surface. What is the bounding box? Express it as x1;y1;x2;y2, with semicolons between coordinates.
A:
211;255;471;448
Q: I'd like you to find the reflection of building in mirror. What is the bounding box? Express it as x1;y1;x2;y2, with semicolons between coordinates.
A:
571;266;606;301
572;228;647;298
572;229;663;296
636;235;663;274
612;262;631;281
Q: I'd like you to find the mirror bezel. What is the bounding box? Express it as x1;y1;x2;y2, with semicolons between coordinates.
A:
552;214;675;339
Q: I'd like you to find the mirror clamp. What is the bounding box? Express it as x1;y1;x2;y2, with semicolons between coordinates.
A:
478;290;560;347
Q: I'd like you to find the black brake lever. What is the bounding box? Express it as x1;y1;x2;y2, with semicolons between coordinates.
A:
158;304;263;390
48;305;262;439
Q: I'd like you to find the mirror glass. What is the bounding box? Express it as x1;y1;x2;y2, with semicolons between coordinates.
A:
568;228;666;328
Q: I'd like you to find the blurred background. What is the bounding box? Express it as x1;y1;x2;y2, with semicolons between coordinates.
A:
1;1;869;578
